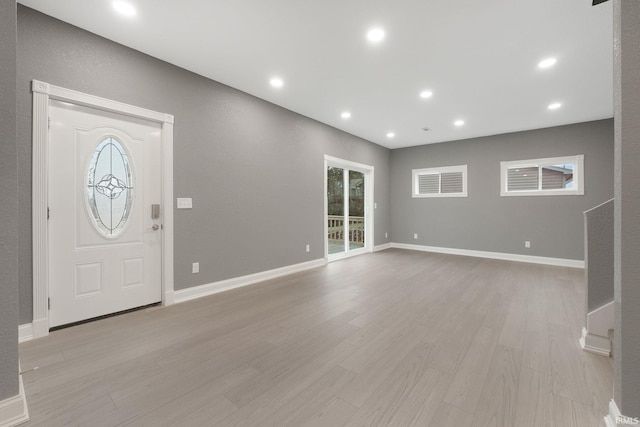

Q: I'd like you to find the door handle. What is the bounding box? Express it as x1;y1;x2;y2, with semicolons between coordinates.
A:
147;224;160;231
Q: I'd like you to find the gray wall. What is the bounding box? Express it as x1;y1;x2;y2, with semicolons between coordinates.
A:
0;0;20;401
390;120;614;261
16;6;391;324
584;199;614;313
614;0;640;417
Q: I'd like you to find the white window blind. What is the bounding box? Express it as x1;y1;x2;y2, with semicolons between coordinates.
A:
412;165;467;198
417;174;439;194
507;167;538;191
500;155;584;196
441;172;464;194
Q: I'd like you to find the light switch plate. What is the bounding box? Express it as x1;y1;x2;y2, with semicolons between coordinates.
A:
177;198;192;209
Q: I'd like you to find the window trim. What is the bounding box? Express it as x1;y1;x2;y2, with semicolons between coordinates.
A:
500;154;584;197
412;165;468;198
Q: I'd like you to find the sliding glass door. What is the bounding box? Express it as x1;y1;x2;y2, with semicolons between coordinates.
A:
325;156;373;260
327;166;346;255
348;170;365;251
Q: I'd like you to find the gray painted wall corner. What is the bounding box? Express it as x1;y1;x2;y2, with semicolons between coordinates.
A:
613;0;640;418
0;0;20;401
584;199;614;313
389;120;614;261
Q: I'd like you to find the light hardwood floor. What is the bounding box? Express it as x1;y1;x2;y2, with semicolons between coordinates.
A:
19;249;613;426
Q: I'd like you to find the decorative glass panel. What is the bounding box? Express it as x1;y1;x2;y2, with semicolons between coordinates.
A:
87;137;134;237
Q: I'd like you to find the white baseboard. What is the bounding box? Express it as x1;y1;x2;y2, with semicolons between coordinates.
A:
174;258;327;304
580;301;614;357
0;375;29;427
17;325;32;344
605;399;640;426
586;301;615;337
390;243;585;268
374;243;392;252
580;327;611;357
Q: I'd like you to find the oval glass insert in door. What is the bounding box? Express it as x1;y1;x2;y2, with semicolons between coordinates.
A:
86;137;134;238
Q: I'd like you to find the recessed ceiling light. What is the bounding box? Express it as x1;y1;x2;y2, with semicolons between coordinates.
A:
420;90;433;99
538;58;557;69
367;28;386;43
387;132;395;139
112;1;136;17
270;77;284;88
341;111;351;119
454;119;465;127
548;102;562;110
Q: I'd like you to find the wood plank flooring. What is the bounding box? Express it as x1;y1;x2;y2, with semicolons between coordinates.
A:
19;249;613;426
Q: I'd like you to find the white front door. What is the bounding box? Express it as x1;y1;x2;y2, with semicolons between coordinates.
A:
48;100;162;328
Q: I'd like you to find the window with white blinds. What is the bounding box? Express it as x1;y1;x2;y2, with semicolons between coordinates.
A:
500;155;584;196
412;165;467;198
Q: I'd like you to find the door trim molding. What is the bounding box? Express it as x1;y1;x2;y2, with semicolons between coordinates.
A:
31;80;175;339
324;155;375;261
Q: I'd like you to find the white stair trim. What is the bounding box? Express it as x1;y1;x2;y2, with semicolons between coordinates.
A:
0;375;29;427
586;300;615;337
605;399;640;426
174;258;327;304
390;243;584;268
580;301;614;357
604;399;620;427
580;327;611;357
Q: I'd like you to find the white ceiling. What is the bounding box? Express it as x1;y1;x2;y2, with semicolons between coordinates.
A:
19;0;614;149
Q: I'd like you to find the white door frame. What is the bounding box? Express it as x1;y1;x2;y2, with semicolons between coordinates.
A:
31;80;175;339
324;155;374;261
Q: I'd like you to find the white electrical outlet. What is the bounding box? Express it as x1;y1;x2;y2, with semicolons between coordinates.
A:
177;198;193;209
414;233;418;239
192;262;199;273
374;202;378;209
306;244;310;253
385;232;388;238
525;241;531;248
